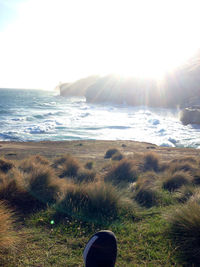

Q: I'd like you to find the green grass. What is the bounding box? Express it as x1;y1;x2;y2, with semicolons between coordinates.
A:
2;152;200;266
4;206;177;266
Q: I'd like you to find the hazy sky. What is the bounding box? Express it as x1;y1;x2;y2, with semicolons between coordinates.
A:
0;0;200;90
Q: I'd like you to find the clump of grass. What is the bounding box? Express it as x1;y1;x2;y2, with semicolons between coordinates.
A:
104;148;119;159
171;156;198;165
167;201;200;265
29;155;50;165
105;159;138;186
84;161;93;170
175;185;196;203
76;169;96;183
132;172;173;207
143;152;159;172
163;171;192;192
134;186;161;208
53;155;80;177
56;182;134;224
112;151;123;161
193;170;200;185
0;169;34;213
0;201;19;252
0;158;14;173
169;161;196;174
18;158;37;173
26;165;59;208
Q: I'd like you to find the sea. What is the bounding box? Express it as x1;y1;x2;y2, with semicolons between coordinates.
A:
0;88;200;148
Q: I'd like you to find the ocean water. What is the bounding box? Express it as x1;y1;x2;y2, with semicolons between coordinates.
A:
0;88;200;148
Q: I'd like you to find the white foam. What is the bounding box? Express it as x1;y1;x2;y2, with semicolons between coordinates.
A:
1;89;200;147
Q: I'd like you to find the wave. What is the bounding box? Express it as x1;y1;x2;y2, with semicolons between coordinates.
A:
0;133;22;141
0;109;13;115
0;90;200;148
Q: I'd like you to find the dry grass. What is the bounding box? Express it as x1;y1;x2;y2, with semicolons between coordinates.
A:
0;158;14;173
111;151;123;161
53;155;80;178
0;169;34;213
0;201;19;251
174;185;197;203
132;172;173;207
105;159;138;185
104;148;119;159
169;161;197;174
193;169;200;185
29;155;50;165
76;169;96;183
25;165;59;208
143;152;159;172
56;181;133;223
18;158;38;173
0;145;199;265
170;156;199;165
167;201;200;265
84;161;93;170
163;171;192;192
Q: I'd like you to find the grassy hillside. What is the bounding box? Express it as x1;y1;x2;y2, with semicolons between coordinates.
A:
0;141;200;266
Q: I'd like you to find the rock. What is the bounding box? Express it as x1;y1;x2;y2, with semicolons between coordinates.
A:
180;108;200;125
59;76;99;97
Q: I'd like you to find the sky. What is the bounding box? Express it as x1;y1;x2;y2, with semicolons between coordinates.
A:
0;0;200;90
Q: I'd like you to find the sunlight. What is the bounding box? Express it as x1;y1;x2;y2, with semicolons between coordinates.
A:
0;0;200;89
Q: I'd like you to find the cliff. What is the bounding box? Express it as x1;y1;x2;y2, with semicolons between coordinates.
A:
59;76;99;97
59;52;200;112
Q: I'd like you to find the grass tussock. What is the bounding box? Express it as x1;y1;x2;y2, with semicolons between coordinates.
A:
76;169;96;183
0;201;19;251
1;150;200;265
175;185;197;203
26;165;59;207
104;148;119;159
193;169;200;185
29;155;50;165
0;158;14;173
84;161;93;170
56;181;133;223
53;155;80;177
163;171;192;192
0;169;34;213
0;164;60;213
18;158;38;173
169;161;197;174
133;172;173;207
111;151;123;161
167;201;200;265
143;152;159;172
105;159;138;185
171;156;199;165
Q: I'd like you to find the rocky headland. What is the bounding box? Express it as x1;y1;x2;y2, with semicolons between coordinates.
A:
59;52;200;125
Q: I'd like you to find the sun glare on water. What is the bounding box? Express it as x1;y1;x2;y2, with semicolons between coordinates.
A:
0;0;200;89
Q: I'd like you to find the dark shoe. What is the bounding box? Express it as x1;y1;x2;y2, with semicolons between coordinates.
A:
83;230;117;267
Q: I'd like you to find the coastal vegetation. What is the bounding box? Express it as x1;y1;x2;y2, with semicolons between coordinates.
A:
0;141;200;266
